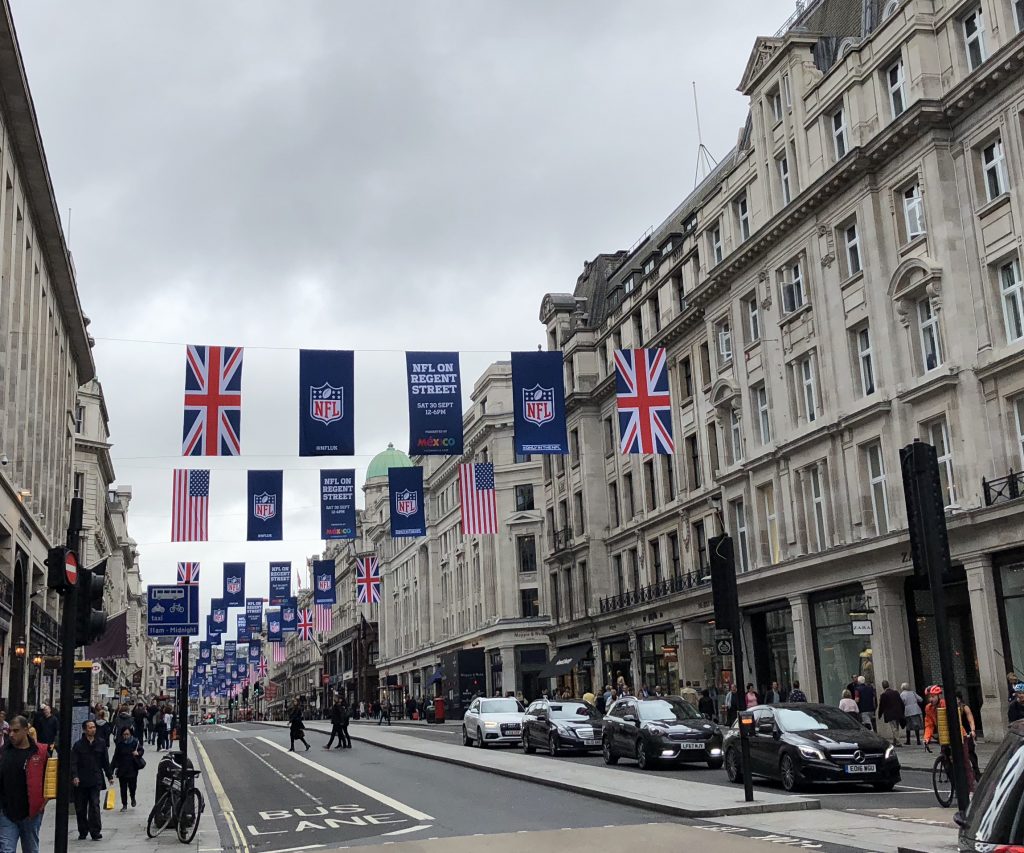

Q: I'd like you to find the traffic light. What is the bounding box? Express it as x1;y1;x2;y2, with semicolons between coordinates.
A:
709;534;739;633
253;682;264;697
75;559;108;647
242;685;249;702
46;547;75;593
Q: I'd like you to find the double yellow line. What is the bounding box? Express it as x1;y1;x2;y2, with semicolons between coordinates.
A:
193;734;249;852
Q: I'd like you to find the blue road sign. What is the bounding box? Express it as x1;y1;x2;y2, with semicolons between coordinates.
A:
147;585;200;636
167;676;179;690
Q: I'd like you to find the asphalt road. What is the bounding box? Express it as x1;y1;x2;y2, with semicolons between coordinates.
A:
193;722;867;852
347;719;940;811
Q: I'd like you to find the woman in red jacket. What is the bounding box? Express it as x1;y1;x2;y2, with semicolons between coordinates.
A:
0;714;50;853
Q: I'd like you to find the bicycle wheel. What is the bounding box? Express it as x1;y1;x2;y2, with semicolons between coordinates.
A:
932;755;955;807
146;791;176;838
176;787;205;844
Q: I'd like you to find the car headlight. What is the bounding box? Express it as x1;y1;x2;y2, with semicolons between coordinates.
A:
798;745;825;760
484;721;499;729
646;725;669;736
885;745;896;760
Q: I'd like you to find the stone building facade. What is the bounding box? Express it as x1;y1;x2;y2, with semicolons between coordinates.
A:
539;0;1024;740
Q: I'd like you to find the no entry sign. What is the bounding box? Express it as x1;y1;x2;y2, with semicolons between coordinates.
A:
64;552;78;586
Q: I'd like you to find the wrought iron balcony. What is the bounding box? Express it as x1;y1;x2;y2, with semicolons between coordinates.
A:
598;570;711;615
983;471;1024;506
551;527;574;553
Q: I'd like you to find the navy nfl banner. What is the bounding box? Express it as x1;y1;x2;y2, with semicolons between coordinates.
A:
266;610;282;642
247;470;283;541
268;562;291;605
405;352;463;455
312;560;336;606
388;466;426;538
238;661;249;679
235;613;248;640
222;564;245;608
320;470;356;540
299;349;354;456
207;629;222;646
198;641;212;664
224;640;237;663
210;596;229;628
248;641;262;662
511;351;569;455
280;598;298;633
245;598;263;634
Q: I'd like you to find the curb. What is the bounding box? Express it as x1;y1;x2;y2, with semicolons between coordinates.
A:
265;721;819;819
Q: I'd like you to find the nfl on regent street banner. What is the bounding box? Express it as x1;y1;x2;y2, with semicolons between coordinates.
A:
312;560;336;606
388;466;426;538
299;349;355;456
280;597;298;633
268;562;291;606
405;352;463;455
511;351;569;455
235;613;248;640
266;610;282;642
245;598;263;634
224;640;237;663
247;470;283;542
320;470;356;540
223;564;246;608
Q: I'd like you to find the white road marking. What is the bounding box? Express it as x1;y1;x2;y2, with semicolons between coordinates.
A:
382;824;433;836
260;846;327;853
235;738;323;804
256;736;435;821
194;734;250;853
218;723;241;732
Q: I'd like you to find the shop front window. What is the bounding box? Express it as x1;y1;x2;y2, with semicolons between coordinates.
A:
1002;562;1024;675
602;638;632;692
813;592;874;708
638;630;679;696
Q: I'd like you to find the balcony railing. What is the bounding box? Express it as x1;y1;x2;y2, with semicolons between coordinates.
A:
983;471;1024;506
551;527;574;553
599;570;711;615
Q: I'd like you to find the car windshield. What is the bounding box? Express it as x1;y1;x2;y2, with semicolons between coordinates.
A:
775;706;865;732
550;703;599;720
480;699;523;714
962;730;1024;844
637;698;700;722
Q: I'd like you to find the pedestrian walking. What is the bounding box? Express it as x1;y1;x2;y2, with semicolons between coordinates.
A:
877;681;904;746
725;684;740;726
956;692;981;780
0;715;50;853
29;708;56;750
0;711;10;752
92;707;112;755
154;707;169;752
338;701;352;748
147;701;160;745
839;689;859;724
378;699;391;726
70;720;113;841
163;707;175;747
788;681;807;702
113;705;134;741
854;676;877;731
764;681;783;705
112;727;144;811
681;682;699;706
900;683;923;745
325;699;345;749
1009;682;1024;723
744;684;759;709
289;701;310;752
698;689;716;719
131;703;146;743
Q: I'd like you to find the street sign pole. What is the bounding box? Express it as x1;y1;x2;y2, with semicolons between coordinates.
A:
178;635;189;761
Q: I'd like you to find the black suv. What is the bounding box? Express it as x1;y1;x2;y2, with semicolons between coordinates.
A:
957;721;1024;851
602;695;723;770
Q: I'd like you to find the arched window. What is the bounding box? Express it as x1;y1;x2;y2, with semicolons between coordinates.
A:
882;0;900;20
838;38;855;58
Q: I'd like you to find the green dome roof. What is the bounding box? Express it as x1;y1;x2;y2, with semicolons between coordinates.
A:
366;443;412;480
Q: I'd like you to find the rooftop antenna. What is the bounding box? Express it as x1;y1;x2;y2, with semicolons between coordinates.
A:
693;81;718;187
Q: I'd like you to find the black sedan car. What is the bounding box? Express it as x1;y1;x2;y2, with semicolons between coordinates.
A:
602;695;723;770
722;703;901;792
956;721;1024;851
521;698;603;755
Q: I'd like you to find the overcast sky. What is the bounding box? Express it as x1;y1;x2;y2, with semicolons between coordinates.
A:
11;1;794;630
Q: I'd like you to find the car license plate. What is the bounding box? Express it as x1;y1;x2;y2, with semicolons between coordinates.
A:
678;742;705;750
845;764;875;774
505;726;520;732
584;739;600;746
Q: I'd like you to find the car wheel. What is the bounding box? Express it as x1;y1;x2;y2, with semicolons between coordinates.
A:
706;758;724;770
602;737;618;765
872;780;896;792
462;726;472;747
549;734;561;757
476;728;487;749
780;754;800;792
522;732;535;754
725;748;744;783
636;739;653;770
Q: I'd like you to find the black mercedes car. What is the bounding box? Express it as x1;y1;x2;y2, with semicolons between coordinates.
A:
521;698;603;754
722;703;901;792
956;721;1024;851
602;695;723;770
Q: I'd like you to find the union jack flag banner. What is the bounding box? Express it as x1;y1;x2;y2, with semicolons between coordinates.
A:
355;556;381;604
182;344;243;457
614;348;674;454
177;562;200;586
257;657;268;678
314;604;332;633
297;608;315;641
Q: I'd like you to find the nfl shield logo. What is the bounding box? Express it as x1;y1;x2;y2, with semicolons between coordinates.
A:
201;648;210;660
213;610;225;624
283;608;295;622
253;492;276;521
269;620;280;633
317;575;331;592
523;384;555;426
396;489;418;517
226;576;242;595
310;383;344;425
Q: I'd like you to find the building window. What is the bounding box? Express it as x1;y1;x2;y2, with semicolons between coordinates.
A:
520;588;539;618
832;106;847;160
706;422;720;477
782;260;804;314
754;383;771;445
693;520;708;573
709;223;723;266
517;536;537;572
604;416;615;456
681;355;694;401
729;408;743;464
778;154;792;204
917;297;942;372
1014;395;1024;468
73;472;84;500
732;498;750;572
514;452;531;464
982;139;1008;202
644;460;658;510
613;554;625;596
515;484;535;511
573;491;586;535
925;417;957;508
623;275;636;295
668;532;681;577
686;434;701;489
551;574;561;621
883;0;900;19
805;465;829;552
736;193;751;241
887;58;906;118
1016;0;1024;32
855;325;876;395
74;405;85;434
744;292;761;344
699;341;712;389
632;312;643;347
662;455;676;502
902;182;926;241
864;442;890;537
841;220;861;277
759;484;781;565
769;87;783;122
649;296;661;333
963;7;987;71
716;319;732;366
569;428;580;464
623;472;635;518
1001;258;1024;343
629;548;640;591
650;539;663;584
608;481;620;527
643;256;656;276
798;353;818;423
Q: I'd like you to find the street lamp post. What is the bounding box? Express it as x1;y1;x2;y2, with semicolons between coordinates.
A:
32;655;43;708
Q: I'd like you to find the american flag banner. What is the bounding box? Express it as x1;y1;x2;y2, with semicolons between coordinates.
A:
458;462;498;535
314;604;333;634
171;469;209;542
614;348;674;454
272;642;287;664
298;608;315;641
177;562;200;586
355;556;381;604
182;344;243;457
172;637;182;674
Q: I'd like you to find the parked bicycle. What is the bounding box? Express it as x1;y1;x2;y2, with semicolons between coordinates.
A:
146;752;205;843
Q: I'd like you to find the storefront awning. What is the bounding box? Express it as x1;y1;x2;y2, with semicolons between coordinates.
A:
538;643;591;678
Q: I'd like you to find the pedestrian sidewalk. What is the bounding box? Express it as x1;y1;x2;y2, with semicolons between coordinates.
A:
269;720;818;818
889;739;998;772
37;740;220;852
